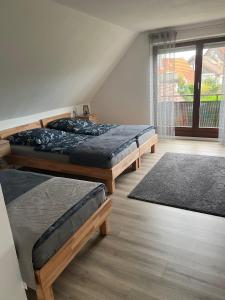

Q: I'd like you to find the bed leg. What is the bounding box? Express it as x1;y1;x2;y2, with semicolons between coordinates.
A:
36;284;54;300
131;159;139;171
106;179;115;194
100;220;109;236
137;157;141;168
151;144;156;153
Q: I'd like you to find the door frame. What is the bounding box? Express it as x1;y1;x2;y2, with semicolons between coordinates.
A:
154;36;225;138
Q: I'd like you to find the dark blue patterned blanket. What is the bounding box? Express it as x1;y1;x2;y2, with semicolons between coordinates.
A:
8;128;91;155
34;133;91;155
47;118;118;136
8;128;64;146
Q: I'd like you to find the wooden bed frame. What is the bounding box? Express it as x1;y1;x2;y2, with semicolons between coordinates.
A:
35;197;112;300
0;115;158;193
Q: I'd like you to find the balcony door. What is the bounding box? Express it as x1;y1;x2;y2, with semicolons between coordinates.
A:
155;37;225;138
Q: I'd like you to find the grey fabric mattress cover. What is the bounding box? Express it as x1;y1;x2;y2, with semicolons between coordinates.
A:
0;169;106;270
107;125;156;146
68;125;155;168
136;128;156;146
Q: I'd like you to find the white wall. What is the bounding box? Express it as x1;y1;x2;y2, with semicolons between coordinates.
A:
91;20;225;124
92;33;150;124
175;19;225;42
0;186;27;300
0;103;96;131
1;2;224;127
0;106;74;131
0;0;135;122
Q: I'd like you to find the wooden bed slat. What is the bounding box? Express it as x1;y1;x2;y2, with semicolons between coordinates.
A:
41;112;72;128
8;154;113;179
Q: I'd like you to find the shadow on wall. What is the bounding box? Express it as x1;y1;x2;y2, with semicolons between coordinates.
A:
52;0;82;10
91;33;151;125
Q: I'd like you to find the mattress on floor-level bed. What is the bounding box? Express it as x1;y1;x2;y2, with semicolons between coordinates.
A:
136;128;156;146
11;140;138;169
0;169;106;270
97;125;156;146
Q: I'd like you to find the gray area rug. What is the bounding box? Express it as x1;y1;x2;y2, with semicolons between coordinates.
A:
128;152;225;217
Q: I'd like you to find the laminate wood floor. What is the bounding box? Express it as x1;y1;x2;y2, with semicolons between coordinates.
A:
27;139;225;300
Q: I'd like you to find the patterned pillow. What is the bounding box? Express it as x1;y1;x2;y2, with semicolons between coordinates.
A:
8;128;68;146
47;118;118;136
47;118;94;133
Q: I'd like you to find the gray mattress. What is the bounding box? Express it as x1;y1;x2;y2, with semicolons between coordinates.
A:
33;185;105;269
0;169;106;270
99;125;155;146
137;128;156;146
11;141;138;169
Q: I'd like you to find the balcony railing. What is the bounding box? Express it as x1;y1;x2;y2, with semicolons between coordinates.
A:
175;94;224;128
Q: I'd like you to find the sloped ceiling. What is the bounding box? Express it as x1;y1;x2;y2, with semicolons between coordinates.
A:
0;0;135;121
54;0;225;32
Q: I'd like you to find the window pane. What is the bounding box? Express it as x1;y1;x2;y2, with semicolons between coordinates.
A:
199;43;225;128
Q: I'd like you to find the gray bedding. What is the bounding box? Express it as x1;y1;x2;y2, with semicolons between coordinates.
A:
69;125;155;168
1;170;106;289
136;128;156;145
105;125;155;145
0;169;51;204
70;140;137;168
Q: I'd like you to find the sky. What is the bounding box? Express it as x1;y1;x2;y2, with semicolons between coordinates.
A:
175;49;195;60
174;48;221;60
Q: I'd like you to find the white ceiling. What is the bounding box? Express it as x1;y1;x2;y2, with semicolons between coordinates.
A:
55;0;225;32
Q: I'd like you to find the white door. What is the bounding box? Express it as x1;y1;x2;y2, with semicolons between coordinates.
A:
0;185;27;300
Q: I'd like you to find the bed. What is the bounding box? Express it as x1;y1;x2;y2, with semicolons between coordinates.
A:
41;113;158;159
0;120;141;193
0;169;111;300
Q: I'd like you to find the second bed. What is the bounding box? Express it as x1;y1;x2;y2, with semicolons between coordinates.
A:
0;114;158;193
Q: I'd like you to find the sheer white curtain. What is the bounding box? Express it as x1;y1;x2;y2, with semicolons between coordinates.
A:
218;50;225;143
151;31;177;139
